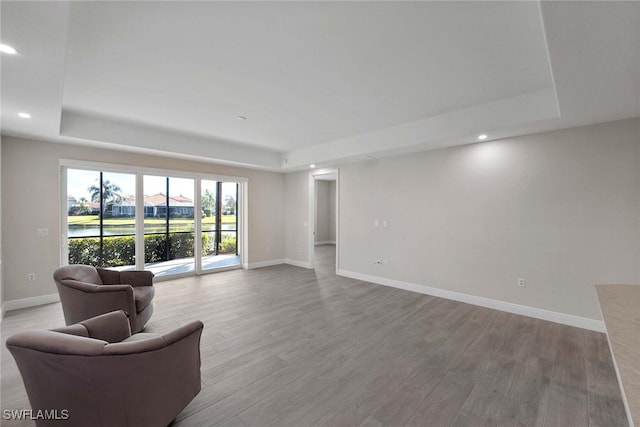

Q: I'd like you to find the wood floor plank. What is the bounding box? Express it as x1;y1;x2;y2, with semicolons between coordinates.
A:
495;321;559;427
448;312;535;427
544;325;589;427
1;245;629;427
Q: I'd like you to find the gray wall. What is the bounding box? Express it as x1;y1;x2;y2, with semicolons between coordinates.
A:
339;118;640;320
285;118;640;321
1;136;285;302
284;170;310;264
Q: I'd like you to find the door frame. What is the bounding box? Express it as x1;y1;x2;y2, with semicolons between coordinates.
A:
308;168;339;271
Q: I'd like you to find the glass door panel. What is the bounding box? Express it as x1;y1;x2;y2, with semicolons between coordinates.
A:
143;175;195;276
168;177;195;273
220;182;238;255
102;172;136;269
200;180;240;271
66;169;136;269
201;180;218;269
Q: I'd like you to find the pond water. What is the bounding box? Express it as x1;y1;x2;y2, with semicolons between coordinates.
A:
68;223;237;238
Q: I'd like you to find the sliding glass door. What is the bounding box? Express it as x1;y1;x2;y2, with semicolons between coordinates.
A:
64;163;244;278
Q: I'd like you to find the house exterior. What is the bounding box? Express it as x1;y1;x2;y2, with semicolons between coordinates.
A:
111;193;195;218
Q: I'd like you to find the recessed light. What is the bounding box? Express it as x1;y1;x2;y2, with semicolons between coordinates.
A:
18;112;31;119
0;43;17;55
477;134;488;141
310;164;316;169
236;116;247;121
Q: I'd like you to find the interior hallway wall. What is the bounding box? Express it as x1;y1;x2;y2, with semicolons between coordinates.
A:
315;180;335;244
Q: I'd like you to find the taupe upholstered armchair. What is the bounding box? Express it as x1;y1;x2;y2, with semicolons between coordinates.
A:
6;310;203;427
54;264;154;333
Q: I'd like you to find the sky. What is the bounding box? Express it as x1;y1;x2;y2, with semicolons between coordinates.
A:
67;169;236;202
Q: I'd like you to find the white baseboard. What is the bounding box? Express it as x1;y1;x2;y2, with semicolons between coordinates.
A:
314;241;336;246
248;259;285;269
3;293;60;313
284;259;313;269
337;269;605;332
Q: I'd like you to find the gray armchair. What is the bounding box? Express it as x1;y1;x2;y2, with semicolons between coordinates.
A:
6;310;203;427
54;264;154;333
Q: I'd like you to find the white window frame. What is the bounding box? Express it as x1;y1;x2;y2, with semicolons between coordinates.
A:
60;159;248;276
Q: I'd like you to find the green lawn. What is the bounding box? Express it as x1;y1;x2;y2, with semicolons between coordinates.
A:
68;215;236;226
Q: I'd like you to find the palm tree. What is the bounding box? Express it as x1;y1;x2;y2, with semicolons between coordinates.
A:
202;189;216;217
223;194;236;215
88;179;124;214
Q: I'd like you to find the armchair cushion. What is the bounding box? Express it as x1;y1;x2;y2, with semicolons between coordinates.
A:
122;332;162;342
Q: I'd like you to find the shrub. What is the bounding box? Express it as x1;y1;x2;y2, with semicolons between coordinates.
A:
103;235;135;267
143;234;167;263
219;234;237;254
68;237;101;266
69;232;213;267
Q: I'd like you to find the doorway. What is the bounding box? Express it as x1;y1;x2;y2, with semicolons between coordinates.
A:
308;169;339;271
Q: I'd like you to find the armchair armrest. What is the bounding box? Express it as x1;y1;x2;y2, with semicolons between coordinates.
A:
58;279;136;319
6;330;107;356
94;284;133;293
58;279;101;293
163;321;204;346
80;310;132;343
60;279;131;294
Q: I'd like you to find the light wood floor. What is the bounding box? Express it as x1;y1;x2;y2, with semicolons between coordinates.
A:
1;245;628;426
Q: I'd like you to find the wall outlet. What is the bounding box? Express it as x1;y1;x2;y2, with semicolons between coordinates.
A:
37;228;49;237
28;273;36;281
518;278;526;287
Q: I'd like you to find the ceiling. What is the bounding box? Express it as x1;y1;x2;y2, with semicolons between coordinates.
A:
1;1;639;171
